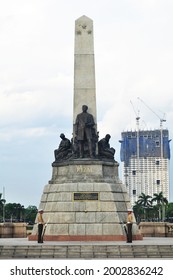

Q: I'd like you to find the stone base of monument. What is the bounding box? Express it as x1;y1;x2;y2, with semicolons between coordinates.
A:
29;160;142;241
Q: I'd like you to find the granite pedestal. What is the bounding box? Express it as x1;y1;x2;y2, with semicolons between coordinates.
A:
29;160;142;241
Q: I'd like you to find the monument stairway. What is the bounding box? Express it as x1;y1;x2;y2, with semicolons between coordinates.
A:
1;244;173;258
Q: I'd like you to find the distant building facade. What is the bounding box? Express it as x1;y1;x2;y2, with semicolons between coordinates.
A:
120;129;171;205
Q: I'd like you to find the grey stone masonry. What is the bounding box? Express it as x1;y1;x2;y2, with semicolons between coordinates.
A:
1;240;173;258
73;15;97;129
30;160;142;241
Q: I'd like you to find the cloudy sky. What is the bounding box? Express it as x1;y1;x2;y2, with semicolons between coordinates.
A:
0;0;173;207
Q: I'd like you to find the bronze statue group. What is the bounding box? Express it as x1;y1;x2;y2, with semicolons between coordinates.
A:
54;105;115;162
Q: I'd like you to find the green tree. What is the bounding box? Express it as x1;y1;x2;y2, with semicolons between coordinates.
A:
24;205;37;224
137;193;152;220
166;202;173;220
133;201;143;223
1;202;37;223
5;203;24;221
137;193;152;207
151;192;168;220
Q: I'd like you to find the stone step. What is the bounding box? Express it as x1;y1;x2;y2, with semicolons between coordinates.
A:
0;245;173;259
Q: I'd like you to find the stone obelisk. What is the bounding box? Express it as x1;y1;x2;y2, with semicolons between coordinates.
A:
29;16;142;242
73;15;97;130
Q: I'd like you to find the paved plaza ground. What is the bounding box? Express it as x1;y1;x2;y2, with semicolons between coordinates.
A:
0;237;173;246
0;237;173;258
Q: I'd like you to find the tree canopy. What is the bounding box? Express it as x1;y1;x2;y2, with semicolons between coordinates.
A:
133;192;170;222
0;200;37;224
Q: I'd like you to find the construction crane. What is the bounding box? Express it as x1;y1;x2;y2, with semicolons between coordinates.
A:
130;100;140;128
137;96;166;161
137;97;166;129
130;100;141;201
137;97;166;215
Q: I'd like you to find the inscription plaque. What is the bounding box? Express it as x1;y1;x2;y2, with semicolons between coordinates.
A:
76;166;92;173
74;192;98;201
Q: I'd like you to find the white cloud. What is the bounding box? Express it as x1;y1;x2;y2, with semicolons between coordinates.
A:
0;0;173;205
0;73;73;126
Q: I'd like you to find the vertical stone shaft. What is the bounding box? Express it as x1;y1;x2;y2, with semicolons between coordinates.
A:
73;15;97;130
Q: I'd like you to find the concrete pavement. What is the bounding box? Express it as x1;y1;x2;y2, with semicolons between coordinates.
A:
0;237;173;246
0;237;173;258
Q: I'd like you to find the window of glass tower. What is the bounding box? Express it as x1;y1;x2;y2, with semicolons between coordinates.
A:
156;180;160;185
133;189;136;195
155;141;160;147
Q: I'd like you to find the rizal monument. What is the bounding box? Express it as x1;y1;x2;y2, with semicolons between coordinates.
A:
29;16;142;241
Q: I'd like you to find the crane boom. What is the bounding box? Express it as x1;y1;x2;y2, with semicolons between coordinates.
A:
137;97;166;125
130;100;140;123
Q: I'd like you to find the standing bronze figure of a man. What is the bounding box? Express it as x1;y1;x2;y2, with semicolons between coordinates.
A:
75;105;95;158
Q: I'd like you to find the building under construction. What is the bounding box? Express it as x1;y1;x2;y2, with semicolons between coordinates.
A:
120;129;171;205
